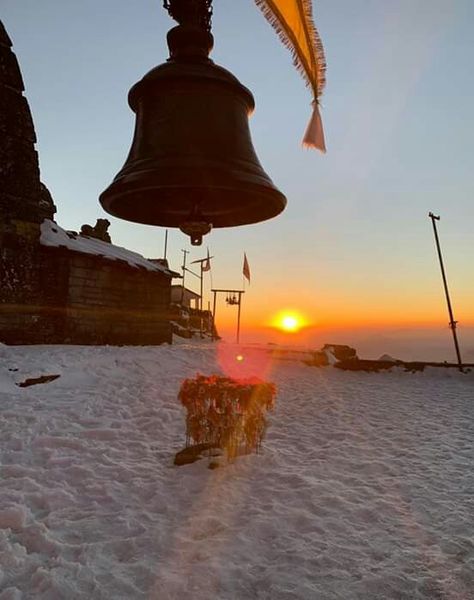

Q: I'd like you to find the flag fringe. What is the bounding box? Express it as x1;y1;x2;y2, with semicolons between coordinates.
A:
254;0;326;99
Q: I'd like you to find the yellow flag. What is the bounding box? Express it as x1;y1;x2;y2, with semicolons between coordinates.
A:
254;0;326;152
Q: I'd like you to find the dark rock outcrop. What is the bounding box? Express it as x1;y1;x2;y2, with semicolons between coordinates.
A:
304;350;329;367
174;443;221;466
323;344;358;361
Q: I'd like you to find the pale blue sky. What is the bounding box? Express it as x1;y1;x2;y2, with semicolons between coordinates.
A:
2;0;473;353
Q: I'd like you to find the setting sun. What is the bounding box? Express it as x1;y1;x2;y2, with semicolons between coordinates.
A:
281;315;299;331
272;311;307;333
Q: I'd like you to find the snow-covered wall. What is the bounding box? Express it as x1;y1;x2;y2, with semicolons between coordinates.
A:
0;240;174;345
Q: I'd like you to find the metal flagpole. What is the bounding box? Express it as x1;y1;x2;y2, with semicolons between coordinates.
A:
236;291;243;344
180;249;189;304
212;290;217;341
200;262;204;337
428;212;463;372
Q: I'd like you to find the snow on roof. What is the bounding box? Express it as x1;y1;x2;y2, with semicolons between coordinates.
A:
40;219;175;276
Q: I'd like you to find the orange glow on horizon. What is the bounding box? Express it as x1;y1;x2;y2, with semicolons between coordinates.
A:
215;316;474;342
213;294;474;339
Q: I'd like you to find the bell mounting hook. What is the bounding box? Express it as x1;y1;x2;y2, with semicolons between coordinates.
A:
163;0;214;59
163;0;213;33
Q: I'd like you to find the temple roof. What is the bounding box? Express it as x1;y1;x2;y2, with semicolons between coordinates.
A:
0;20;13;48
0;19;47;223
40;219;178;277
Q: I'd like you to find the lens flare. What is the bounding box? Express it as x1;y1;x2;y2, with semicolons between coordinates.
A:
217;344;273;380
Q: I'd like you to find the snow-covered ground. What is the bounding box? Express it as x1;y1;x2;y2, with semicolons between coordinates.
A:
0;342;473;600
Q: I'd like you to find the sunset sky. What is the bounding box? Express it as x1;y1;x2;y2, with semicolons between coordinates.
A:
3;0;473;357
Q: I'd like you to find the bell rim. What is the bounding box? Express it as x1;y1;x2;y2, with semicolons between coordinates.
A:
100;181;287;229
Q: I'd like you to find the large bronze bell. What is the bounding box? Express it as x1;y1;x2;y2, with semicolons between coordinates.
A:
99;1;286;245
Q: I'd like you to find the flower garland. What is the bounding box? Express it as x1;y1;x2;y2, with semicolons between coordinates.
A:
178;374;276;459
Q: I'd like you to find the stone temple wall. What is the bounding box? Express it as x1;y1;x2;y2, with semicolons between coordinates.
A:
0;251;174;342
58;251;172;345
0;246;173;345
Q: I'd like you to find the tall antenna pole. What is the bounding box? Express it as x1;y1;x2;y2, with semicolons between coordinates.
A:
163;229;168;260
187;255;214;337
428;212;463;372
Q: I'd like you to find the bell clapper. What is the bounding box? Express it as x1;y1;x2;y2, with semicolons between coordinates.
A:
179;220;212;246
